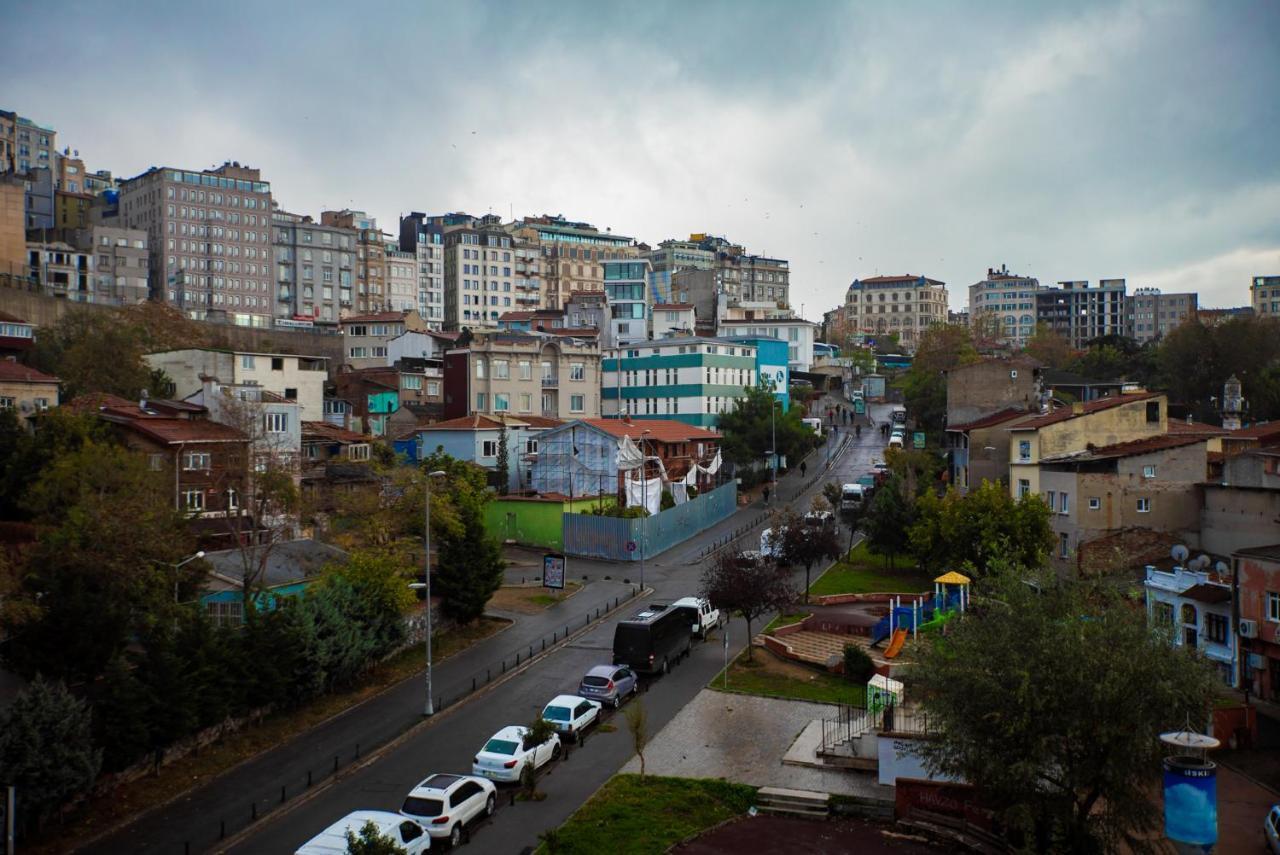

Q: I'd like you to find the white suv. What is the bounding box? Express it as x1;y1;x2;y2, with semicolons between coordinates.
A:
400;773;496;848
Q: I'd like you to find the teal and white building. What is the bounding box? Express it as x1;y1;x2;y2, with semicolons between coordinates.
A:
602;337;758;427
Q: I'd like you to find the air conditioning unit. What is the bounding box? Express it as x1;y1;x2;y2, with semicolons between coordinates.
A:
1239;619;1259;639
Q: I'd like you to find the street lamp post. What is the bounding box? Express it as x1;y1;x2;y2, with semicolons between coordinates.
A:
173;551;205;603
409;469;447;717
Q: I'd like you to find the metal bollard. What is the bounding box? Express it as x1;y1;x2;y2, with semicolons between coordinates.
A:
487;668;491;682
502;660;507;673
510;789;516;806
252;802;257;821
355;743;360;758
542;638;546;651
281;785;286;803
473;676;477;691
308;770;312;788
516;652;521;665
529;644;533;658
221;820;226;840
333;755;339;772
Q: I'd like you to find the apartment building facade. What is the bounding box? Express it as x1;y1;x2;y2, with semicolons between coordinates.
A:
843;274;948;352
0;109;56;175
26;238;91;300
1253;275;1280;317
272;210;356;325
602;258;652;347
1035;279;1128;348
82;225;149;304
397;213;450;329
442;215;517;330
339;311;429;370
442;333;602;421
967;265;1040;346
118;162;274;327
602;337;757;427
1127;287;1197;343
0;359;59;428
145;347;329;423
508;215;637;310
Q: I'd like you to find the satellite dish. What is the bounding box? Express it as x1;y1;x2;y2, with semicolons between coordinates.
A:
1171;545;1189;563
1214;561;1229;574
1194;554;1211;570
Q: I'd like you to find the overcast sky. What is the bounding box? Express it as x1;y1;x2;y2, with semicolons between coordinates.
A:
7;0;1278;314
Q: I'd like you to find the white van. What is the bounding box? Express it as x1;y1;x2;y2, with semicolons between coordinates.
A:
670;596;722;637
801;417;823;436
840;483;865;511
888;434;904;450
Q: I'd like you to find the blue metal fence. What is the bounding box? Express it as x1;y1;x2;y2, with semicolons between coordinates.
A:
562;481;738;561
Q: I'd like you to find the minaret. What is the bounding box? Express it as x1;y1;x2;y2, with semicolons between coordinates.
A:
1221;375;1244;431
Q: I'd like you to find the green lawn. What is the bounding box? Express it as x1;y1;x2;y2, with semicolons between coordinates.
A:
710;649;866;706
808;542;933;597
539;774;756;854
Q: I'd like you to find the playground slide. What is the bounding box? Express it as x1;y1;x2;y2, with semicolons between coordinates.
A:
884;628;908;659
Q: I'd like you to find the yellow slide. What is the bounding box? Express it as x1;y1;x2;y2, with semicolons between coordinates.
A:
884;628;908;659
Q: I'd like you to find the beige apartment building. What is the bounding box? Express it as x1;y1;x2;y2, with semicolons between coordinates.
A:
384;244;418;313
319;210;387;316
1128;287;1197;344
145;347;329;423
1;176;27;280
339;310;430;370
0;359;59;428
507;215;637;311
0;109;56;175
117;162;274;327
1253;275;1280;317
442;215;516;330
443;333;602;421
843;274;949;351
83;226;149;304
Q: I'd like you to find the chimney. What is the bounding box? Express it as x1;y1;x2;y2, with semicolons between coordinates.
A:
1071;401;1085;415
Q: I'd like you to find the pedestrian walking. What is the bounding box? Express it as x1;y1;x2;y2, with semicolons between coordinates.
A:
800;461;807;478
763;485;771;505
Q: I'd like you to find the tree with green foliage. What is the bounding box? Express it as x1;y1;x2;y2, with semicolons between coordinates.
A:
911;574;1219;852
496;419;511;496
31;307;176;400
1157;315;1280;422
322;549;415;646
521;716;559;799
842;643;875;683
0;407;113;520
909;481;1054;577
423;451;504;623
1024;323;1074;370
897;325;979;436
862;474;914;569
701;549;796;662
5;442;193;683
0;676;101;827
717;380;814;470
774;507;843;603
94;656;153;772
345;820;407;855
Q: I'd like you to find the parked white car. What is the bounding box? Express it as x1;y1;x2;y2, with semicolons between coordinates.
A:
472;725;562;783
541;694;602;742
400;773;496;848
669;596;721;637
296;810;430;854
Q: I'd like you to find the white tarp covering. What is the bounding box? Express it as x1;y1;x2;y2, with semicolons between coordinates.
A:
683;467;697;486
698;450;722;475
616;435;644;471
625;473;663;514
671;481;688;505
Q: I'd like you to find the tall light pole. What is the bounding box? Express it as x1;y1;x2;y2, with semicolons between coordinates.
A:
409;469;447;716
173;551;205;603
640;428;651;592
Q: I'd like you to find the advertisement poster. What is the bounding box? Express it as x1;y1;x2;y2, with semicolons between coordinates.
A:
1162;758;1217;848
543;553;566;590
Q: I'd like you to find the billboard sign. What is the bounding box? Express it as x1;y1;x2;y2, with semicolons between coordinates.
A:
542;553;566;590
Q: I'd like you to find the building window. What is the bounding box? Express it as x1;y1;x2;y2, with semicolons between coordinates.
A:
1153;601;1174;628
525;438;539;454
570;394;585;412
1204;613;1228;644
1017;479;1030;498
227;488;239;511
493;359;509;380
1136;497;1151;513
1269;592;1280;622
1142;464;1156;479
241;354;255;369
1018;440;1031;462
184;452;211;470
264;412;289;433
427;381;439;396
183;489;204;511
403;375;423;390
271;357;284;371
475;393;486;410
1045;490;1056;510
349;444;370;461
1059;492;1069;514
519;360;532;380
148;453;165;471
1145;401;1160;423
1088;497;1100;510
475;358;486;379
482;440;498;457
570;362;585;381
1058;532;1069;558
519;393;532;412
494;393;510;411
0;397;14;410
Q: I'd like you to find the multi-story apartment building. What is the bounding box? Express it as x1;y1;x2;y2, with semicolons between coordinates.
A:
670;235;791;328
144;347;329;423
80;225;148;305
643;237;716;275
717;318;818;372
0;359;59;428
397;213;448;329
384;243;418;313
26;238;91;300
602;258;652;347
442;215;516;330
272;210;356;326
21;166;55;230
1253;275;1280;317
118;162;274;327
1127;287;1197;343
0;109;56;175
507;215;637;310
0;177;24;279
55;190;93;229
968;265;1040;346
842;274;949;351
1035;279;1127;349
339;310;430;370
602;337;758;427
442;333;602;421
320;210;385;315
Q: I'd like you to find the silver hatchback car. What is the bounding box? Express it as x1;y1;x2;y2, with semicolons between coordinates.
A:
577;664;638;709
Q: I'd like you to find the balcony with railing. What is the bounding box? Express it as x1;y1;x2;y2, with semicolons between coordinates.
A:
541;374;558;387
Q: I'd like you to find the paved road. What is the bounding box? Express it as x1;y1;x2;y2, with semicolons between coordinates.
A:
89;399;893;855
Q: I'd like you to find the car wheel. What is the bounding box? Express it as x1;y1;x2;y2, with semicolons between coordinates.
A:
449;823;462;848
552;741;563;760
612;695;621;710
661;657;669;675
485;793;496;817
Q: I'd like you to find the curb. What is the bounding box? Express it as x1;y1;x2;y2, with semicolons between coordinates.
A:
210;587;647;854
67;615;517;855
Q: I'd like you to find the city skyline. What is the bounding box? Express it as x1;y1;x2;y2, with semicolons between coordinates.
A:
5;0;1278;313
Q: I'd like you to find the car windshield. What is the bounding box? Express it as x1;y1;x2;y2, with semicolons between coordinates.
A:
581;676;610;687
401;796;444;817
543;705;572;721
483;738;519;754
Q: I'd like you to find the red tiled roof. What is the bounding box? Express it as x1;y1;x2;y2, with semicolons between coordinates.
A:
340;311;407;324
518;415;564;428
580;418;720;443
1083;434;1204;459
415;414;526;431
0;360;58;384
653;303;695;310
1168;419;1230;436
1008;393;1160;431
0;311;30;324
946;407;1029;432
1231;420;1280;439
302;421;367;443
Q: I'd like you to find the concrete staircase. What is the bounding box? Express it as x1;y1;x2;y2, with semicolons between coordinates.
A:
755;786;831;819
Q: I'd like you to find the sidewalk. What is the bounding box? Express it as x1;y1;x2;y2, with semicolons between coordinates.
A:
79;578;636;855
